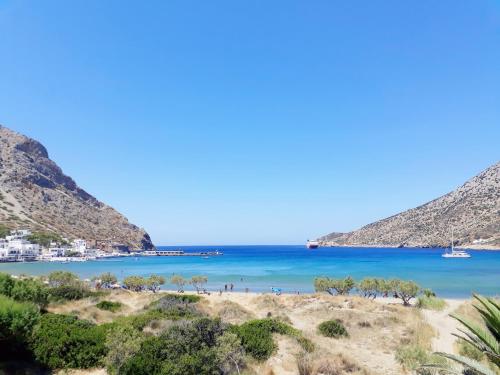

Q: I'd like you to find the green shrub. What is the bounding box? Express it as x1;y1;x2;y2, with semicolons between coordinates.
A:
396;345;428;371
232;318;312;360
47;271;80;288
26;232;67;247
318;320;348;338
30;314;108;369
457;340;485;362
120;318;226;375
105;325;145;374
10;278;49;308
416;295;447;311
49;285;89;301
96;300;122;312
0;295;40;354
0;273;15;296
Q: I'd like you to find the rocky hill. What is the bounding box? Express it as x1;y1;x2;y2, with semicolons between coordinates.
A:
0;125;154;250
320;162;500;249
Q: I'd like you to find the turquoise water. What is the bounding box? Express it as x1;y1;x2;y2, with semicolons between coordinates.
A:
0;246;498;298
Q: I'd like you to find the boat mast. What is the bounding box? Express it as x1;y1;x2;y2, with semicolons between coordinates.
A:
451;228;454;252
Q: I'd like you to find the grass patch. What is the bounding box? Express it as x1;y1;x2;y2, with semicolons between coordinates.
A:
232;318;313;361
318;319;348;338
96;300;122;312
416;295;447;311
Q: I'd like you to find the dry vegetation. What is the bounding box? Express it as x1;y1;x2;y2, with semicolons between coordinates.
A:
46;290;478;375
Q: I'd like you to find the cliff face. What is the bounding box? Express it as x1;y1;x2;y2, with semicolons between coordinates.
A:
320;162;500;249
0;125;154;250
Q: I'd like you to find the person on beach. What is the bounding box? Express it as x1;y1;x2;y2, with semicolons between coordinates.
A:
219;289;222;296
224;284;227;292
230;283;234;291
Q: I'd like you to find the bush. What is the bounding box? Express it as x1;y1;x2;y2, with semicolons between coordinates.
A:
120;318;226;375
96;300;122;312
0;272;15;296
232;318;312;360
457;340;485;362
47;271;80;288
318;319;348;338
105;325;144;374
26;232;67;247
416;295;447;311
49;284;89;301
0;295;40;355
10;278;49;308
314;276;355;295
30;314;108;369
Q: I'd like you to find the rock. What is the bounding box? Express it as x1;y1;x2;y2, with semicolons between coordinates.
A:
0;125;154;250
320;162;500;249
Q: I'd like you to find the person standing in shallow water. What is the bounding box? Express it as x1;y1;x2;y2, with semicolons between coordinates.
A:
224;284;227;292
230;283;234;291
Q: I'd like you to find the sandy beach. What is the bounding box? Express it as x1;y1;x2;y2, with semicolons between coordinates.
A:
49;289;469;375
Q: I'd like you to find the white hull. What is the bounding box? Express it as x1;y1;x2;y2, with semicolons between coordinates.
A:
442;251;471;258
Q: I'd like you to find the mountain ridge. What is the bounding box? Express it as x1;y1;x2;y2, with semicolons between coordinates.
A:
320;162;500;249
0;125;154;250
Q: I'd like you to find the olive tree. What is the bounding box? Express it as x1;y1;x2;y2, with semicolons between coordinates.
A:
170;275;186;293
123;276;146;292
146;275;165;293
190;275;208;294
390;279;420;306
314;276;355;295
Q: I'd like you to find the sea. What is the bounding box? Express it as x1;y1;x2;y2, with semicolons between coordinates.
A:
0;245;499;298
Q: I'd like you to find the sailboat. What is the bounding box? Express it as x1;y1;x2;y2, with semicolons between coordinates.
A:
442;229;471;258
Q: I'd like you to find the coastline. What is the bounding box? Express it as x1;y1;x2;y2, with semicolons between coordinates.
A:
319;243;500;251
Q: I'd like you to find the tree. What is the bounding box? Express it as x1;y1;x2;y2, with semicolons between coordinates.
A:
314;276;355;295
123;276;146;292
0;224;10;239
170;275;186;293
26;232;68;248
93;272;117;289
390;279;420;306
105;325;144;374
48;271;80;288
215;332;245;375
190;275;208;294
425;294;499;375
146;275;165;293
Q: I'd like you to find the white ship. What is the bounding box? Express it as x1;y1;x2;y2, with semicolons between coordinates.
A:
442;230;471;258
306;240;319;249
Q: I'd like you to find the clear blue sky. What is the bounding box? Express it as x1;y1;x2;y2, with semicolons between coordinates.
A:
1;1;499;245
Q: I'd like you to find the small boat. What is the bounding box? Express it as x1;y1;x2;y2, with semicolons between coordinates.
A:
306;240;319;249
442;229;471;258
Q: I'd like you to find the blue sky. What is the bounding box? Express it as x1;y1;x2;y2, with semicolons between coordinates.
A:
0;1;499;245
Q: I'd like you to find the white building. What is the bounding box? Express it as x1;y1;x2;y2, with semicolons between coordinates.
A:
71;239;87;254
0;230;39;261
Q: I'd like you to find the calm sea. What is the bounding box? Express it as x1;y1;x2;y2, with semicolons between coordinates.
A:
0;246;498;298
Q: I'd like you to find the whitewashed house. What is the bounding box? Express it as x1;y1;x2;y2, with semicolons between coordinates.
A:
0;230;39;261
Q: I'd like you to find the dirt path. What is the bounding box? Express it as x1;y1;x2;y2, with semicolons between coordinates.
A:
421;299;464;353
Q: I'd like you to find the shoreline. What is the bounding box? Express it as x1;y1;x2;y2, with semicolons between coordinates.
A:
319;244;500;251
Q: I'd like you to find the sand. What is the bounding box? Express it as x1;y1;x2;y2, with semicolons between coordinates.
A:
51;290;468;375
